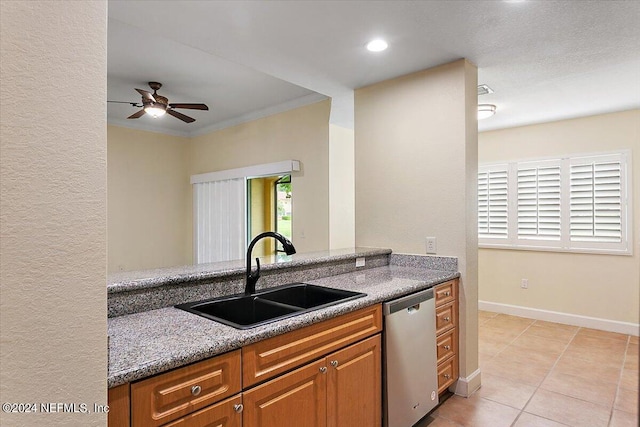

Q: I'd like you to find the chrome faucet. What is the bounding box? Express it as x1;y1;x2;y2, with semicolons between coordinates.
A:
245;231;296;295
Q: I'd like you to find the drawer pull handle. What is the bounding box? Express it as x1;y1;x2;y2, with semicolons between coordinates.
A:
234;404;243;413
191;385;201;396
330;360;339;368
319;367;327;373
443;345;451;350
444;291;451;296
443;374;451;379
443;317;450;322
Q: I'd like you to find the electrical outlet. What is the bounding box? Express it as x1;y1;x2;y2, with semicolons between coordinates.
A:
426;237;437;254
356;257;366;267
521;279;528;289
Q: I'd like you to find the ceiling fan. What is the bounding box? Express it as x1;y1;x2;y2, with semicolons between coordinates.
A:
108;82;208;123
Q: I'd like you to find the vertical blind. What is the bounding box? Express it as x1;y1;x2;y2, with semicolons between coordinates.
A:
193;178;246;264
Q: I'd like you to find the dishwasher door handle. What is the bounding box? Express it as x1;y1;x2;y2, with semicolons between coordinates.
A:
407;304;421;313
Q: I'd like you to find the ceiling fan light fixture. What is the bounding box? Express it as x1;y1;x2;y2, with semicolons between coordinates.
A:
478;104;496;120
145;104;167;118
366;39;388;52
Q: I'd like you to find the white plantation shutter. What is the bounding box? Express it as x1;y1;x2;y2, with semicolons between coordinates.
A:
478;166;508;240
517;162;561;241
570;155;624;246
479;151;630;255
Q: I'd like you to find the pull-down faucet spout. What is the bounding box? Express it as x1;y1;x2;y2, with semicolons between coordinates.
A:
245;232;296;296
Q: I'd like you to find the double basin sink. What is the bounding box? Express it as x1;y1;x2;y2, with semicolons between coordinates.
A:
176;283;366;329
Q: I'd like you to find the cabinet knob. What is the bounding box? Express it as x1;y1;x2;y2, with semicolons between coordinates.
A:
191;385;202;396
444;291;451;296
234;404;244;413
330;360;339;368
443;345;451;350
319;366;327;373
443;317;450;322
443;374;451;379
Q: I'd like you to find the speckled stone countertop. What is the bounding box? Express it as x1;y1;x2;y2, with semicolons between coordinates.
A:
108;247;392;293
108;261;458;388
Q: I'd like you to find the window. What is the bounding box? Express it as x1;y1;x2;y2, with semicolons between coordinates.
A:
478;151;631;255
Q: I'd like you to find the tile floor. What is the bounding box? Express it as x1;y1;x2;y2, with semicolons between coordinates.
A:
425;311;639;427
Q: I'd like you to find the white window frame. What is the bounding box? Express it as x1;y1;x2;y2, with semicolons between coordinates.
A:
479;150;632;256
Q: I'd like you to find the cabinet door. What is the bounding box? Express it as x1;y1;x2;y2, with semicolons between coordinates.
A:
326;334;381;427
243;359;327;427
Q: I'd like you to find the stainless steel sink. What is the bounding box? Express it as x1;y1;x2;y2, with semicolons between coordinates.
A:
176;283;366;329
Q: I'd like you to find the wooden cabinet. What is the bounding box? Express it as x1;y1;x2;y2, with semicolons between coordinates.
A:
130;350;241;426
243;305;382;388
108;383;130;427
326;335;381;427
116;305;382;427
434;279;459;394
243;335;382;427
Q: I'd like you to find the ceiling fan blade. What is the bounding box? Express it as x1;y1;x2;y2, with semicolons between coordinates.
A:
127;109;146;119
167;108;195;123
135;88;155;102
168;103;209;111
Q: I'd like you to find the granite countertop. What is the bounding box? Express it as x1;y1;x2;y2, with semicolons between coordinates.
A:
108;263;458;388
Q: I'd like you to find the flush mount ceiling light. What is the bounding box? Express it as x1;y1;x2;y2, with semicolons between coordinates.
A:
366;39;388;52
478;104;497;120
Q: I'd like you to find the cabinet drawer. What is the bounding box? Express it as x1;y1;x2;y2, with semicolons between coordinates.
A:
436;328;456;365
243;305;382;387
437;356;458;394
435;302;456;335
434;280;456;307
163;395;242;427
131;350;241;427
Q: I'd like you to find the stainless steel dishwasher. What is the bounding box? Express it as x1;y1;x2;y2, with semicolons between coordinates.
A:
383;287;439;427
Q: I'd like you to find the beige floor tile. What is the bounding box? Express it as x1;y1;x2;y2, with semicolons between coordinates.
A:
553;353;623;382
609;409;640;427
490;314;536;329
576;328;629;341
479;337;511;358
479;310;498;321
571;334;629;353
480;324;528;341
615;387;639;414
525;389;610;427
531;319;579;331
619;368;639;391
540;370;618;407
435;394;520;427
495;345;561;370
524;322;577;342
511;333;568;358
475;373;537;409
483;355;550;386
624;353;639;372
478;351;495;368
629;335;639;345
562;345;626;367
513;412;571;427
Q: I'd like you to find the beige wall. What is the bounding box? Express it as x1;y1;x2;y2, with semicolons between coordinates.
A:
108;126;191;272
479;110;640;326
189;100;331;255
329;124;356;249
355;60;480;395
0;1;107;426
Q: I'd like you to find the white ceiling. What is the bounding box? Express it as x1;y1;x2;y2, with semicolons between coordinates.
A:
107;1;640;137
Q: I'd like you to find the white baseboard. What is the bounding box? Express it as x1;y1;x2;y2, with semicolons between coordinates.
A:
453;368;482;397
479;300;639;336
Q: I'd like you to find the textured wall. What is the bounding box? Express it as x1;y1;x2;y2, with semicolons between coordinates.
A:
479;110;640;325
355;60;479;394
0;1;107;426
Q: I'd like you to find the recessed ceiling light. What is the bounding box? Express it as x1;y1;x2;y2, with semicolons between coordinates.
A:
478;104;497;120
366;39;388;52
